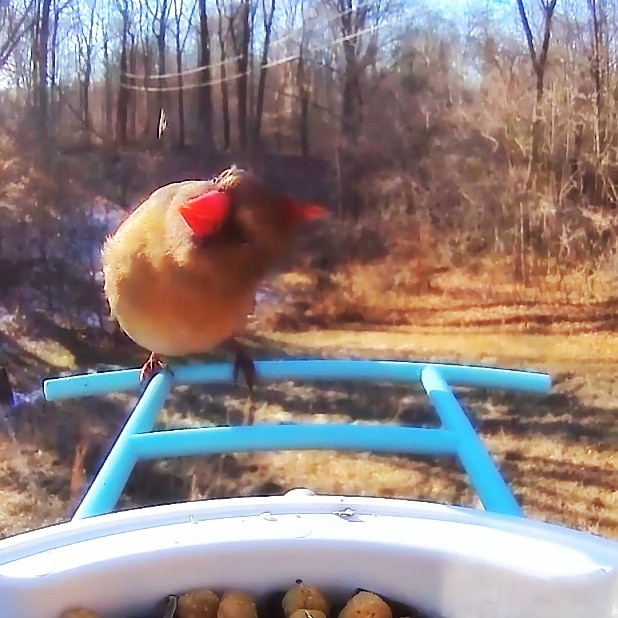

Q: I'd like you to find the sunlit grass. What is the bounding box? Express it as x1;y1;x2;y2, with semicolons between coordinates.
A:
0;264;617;542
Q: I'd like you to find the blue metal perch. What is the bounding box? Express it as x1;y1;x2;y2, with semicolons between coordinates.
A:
42;359;552;522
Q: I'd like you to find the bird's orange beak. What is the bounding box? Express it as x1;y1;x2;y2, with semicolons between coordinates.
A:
178;189;231;237
291;202;328;222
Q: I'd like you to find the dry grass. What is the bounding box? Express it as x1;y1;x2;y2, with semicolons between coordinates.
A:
0;286;617;543
0;249;617;541
266;251;618;333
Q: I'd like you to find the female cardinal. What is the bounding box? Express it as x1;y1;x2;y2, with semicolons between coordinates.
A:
101;166;326;390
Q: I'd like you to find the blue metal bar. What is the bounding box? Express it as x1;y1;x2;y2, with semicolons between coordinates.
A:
129;425;459;459
47;359;552;521
420;366;523;517
72;372;173;520
43;359;551;401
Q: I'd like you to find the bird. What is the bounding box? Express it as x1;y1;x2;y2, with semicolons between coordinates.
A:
101;165;326;391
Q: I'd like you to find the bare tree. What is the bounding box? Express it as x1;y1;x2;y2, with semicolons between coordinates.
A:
297;0;311;156
515;0;558;284
75;0;98;139
149;0;172;142
138;0;156;140
0;0;36;72
197;0;215;152
229;0;251;150
516;0;558;186
36;0;52;136
115;0;132;145
252;0;276;146
215;0;231;149
102;24;113;138
172;0;197;148
48;0;70;129
335;0;367;145
587;0;606;158
128;30;137;141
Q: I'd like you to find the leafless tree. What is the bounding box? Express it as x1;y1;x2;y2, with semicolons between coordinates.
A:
216;0;232;149
172;0;197;147
75;0;98;139
198;0;215;152
0;0;37;72
115;0;133;145
229;0;251;150
253;0;276;146
148;0;172;142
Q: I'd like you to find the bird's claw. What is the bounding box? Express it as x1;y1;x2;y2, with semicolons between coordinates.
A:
233;351;256;392
139;352;172;384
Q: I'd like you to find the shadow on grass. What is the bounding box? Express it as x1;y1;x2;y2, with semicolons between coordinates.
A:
275;292;618;334
2;320;617;538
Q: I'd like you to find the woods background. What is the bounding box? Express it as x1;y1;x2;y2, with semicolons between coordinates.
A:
1;0;618;329
2;0;618;541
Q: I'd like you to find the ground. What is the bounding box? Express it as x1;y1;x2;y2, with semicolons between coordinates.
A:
1;286;616;542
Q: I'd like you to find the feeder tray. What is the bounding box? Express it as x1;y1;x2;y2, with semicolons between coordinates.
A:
0;359;615;618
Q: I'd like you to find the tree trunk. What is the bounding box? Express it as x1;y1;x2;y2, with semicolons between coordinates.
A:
253;0;275;146
141;43;154;140
340;38;363;144
588;0;605;159
115;25;129;146
514;0;558;284
81;1;96;139
297;54;309;156
198;0;214;153
173;0;196;149
154;0;168;145
216;0;230;149
49;1;60;129
37;0;51;137
231;0;250;150
103;30;113;138
337;0;364;145
128;33;137;142
175;33;185;148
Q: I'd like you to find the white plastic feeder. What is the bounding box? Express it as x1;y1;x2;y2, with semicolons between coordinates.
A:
0;359;615;618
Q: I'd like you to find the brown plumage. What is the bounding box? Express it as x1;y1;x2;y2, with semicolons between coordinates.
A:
101;166;326;389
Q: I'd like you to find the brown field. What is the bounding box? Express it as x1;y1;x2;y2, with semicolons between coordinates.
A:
1;273;617;542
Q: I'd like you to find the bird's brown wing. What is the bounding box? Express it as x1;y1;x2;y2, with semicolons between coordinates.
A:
101;179;257;356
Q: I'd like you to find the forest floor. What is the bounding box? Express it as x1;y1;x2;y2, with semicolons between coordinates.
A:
0;273;617;542
0;145;616;542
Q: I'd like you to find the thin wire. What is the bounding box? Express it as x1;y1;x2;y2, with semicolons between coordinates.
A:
120;24;383;92
122;0;376;81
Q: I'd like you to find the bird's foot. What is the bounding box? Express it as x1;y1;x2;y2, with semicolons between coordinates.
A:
231;339;257;393
139;352;171;384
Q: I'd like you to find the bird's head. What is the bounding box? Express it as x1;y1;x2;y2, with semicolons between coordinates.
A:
177;168;328;241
